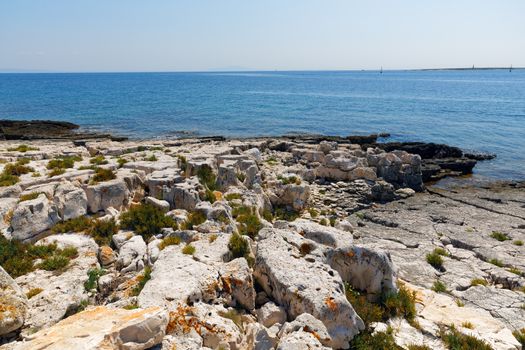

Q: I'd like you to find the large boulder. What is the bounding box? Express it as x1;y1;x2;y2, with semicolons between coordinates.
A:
115;235;147;273
84;178;130;213
53;181;87;221
6;306;168;350
9;194;60;241
0;266;28;336
254;228;364;348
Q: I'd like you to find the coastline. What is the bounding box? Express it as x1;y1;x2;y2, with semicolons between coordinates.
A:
1;125;524;349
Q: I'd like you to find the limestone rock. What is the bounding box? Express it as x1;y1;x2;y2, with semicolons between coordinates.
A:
53;181;87;220
0;266;28;336
220;258;256;310
254;228;364;348
9;194;60;241
7;306;168;350
116;235;147;273
84;178;130;213
256;301;287;328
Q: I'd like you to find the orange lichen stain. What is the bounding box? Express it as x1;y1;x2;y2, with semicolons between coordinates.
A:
167;304;219;336
213;191;223;201
346;250;355;258
324;297;338;312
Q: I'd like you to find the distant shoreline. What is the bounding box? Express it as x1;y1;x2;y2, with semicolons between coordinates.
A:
0;67;523;74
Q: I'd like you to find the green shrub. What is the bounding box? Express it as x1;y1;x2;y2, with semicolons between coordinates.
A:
470;278;488;286
349;326;403;350
489;258;504;267
38;254;70;271
274;206;300;221
90;155;108;165
78;165;96;170
84;268;106;291
225;193;242;201
120;203;176;239
229;233;250;259
209;234;218;243
490;231;510;242
382;284;417;321
19;192;42;202
89;218;119;246
159;236;181;250
440;325;493;350
406;345;431;350
26;288;43;299
277;175;301;185
90;167;116;184
0;173;19;187
117;158;128;168
308;208;319;218
433;247;449;257
507;267;522;275
3;161;34;176
513;240;523;246
262;209;274;222
51;216;93;234
197;166;216;190
48;168;66;177
177;155;188;173
236;172;246;182
345;285;384;327
181;210;207;230
236;209;262;239
182;244;195;255
513;328;525;348
47;155;81;170
426;251;444;270
320;218;328;226
265;156;278;165
145;155;157;161
7;144;39;152
131;266;152;296
432;280;447;293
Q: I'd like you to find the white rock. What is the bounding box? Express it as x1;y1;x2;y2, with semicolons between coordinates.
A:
0;266;28;336
116;235;147;273
10;194;60;241
256;301;287;328
53;181;87;220
84;178;130;213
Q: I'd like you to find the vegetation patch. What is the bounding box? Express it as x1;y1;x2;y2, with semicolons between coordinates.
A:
513;240;523;246
84;268;106;291
7;144;39;152
47;155;82;170
228;233;250;260
159;236;181;250
145;155;157;162
51;216;93;234
0;236;77;277
89;218;119;246
488;258;504;267
131;266;152;296
26;288;43;299
513;328;525;348
274;205;300;222
431;280;448;293
426;250;445;271
90;167;116;184
120;203;177;239
90;155;108;165
181;210;207;230
0;159;34;186
470;278;488;287
440;325;493;350
349;326;402;350
490;231;510;242
235;207;262;239
277;174;301;185
182;244;196;255
19;192;42;202
225;192;242;201
117;158;128;168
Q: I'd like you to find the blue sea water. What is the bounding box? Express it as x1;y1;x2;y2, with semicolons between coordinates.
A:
0;70;524;180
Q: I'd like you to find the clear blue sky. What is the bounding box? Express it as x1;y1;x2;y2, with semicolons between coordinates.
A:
0;0;523;72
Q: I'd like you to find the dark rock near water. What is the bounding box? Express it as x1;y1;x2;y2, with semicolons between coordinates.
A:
0;120;127;141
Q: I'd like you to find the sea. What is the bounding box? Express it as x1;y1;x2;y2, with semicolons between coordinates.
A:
0;70;524;180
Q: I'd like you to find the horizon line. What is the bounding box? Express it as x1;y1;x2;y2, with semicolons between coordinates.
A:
0;66;523;74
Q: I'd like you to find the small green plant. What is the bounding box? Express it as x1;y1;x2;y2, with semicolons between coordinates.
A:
274;205;300;221
181;210;207;230
84;268;106;291
320;218;328;226
225;193;242;201
262;209;273;222
236;172;246;182
123;302;139;310
490;231;510;242
77;165;96;170
406;345;432;350
159;236;181;250
26;288;43;299
236;208;262;239
440;325;493;350
1;158;34;186
90;167;116;184
433;247;449;257
489;258;504;267
0;173;19;187
382;284;417;321
349;326;402;350
277;174;301;185
513;240;523;246
90;155;108;165
38;254;70;271
182;244;196;255
177;155;188;174
197;166;216;190
228;233;249;259
513;328;525;348
265;156;278;165
48;167;66;177
308;208;319;218
19;192;42;202
51;216;93;234
7;144;39;152
432;280;447;293
456;299;465;307
89;218;119;246
120;203;177;239
461;321;474;329
426;251;444;270
131;266;152;296
209;233;218;243
31;172;41;177
470;278;488;287
47;155;82;170
117;158;128;168
145;155;157;161
508;267;522;275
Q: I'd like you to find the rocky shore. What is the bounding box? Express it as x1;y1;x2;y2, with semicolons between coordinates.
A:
0;136;523;350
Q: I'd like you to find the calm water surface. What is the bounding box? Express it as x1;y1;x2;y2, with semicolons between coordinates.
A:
0;70;524;179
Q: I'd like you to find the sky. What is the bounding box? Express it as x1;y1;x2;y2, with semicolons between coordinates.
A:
0;0;523;72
